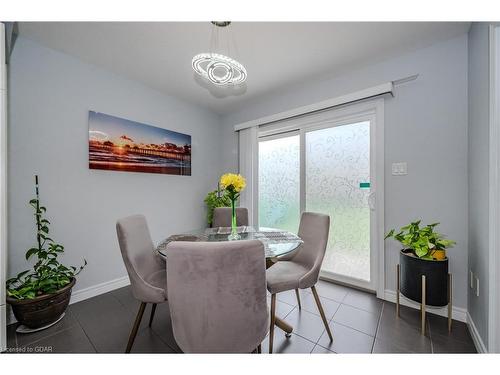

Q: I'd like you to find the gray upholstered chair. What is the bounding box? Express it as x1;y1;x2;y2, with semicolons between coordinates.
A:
212;207;249;227
266;212;332;353
116;215;168;353
166;240;268;353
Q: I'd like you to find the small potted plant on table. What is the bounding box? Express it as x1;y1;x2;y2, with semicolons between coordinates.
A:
204;185;231;227
6;176;86;331
385;220;455;333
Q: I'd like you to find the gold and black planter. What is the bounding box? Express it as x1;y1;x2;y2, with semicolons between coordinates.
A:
396;249;452;335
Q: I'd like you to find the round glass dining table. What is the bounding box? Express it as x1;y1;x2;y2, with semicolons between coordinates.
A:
155;226;303;337
156;226;303;260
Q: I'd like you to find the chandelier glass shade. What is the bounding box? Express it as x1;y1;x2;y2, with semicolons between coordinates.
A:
192;22;247;86
192;53;247;86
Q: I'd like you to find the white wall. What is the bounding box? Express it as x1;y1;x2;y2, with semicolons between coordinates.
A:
221;34;469;310
7;37;223;294
467;23;491;350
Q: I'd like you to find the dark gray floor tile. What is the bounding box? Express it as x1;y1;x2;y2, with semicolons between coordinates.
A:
376;324;431;353
6;324;17;350
317;321;374;353
431;332;477;353
136;303;162;331
21;325;96;353
314;280;350;303
113;299;164;334
111;285;140;313
380;303;430;334
71;293;139;353
71;292;135;321
372;338;414;353
110;288;167;336
13;308;80;347
267;297;296;319
5;284;477;355
148;302;182;352
129;329;176;354
281;308;327;343
311;344;335;353
82;319;134;353
299;293;340;320
333;304;379;336
276;289;309;306
262;333;316;354
376;305;432;353
427;313;472;344
342;289;383;314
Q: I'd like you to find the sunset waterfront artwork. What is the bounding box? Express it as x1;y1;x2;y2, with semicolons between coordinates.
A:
88;111;191;175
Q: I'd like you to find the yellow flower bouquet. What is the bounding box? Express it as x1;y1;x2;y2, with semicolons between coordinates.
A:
219;173;246;240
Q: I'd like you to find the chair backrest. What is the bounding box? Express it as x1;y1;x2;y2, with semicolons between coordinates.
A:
212;207;249;227
166;240;268;353
116;215;165;302
292;212;330;289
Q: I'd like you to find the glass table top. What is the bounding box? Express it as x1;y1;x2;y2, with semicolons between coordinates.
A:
156;226;303;258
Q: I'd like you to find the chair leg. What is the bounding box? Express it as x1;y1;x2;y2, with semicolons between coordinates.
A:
311;285;333;341
149;303;157;327
126;302;146;353
295;289;302;309
269;294;276;353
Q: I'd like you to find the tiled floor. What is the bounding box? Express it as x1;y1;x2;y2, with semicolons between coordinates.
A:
5;280;477;354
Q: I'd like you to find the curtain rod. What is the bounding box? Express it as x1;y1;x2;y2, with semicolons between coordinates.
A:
233;74;419;132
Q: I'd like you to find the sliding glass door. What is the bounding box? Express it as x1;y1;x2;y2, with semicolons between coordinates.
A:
305;121;371;283
258;133;300;234
257;103;381;291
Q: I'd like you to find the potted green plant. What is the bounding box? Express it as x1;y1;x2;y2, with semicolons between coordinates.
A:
6;176;86;329
385;220;455;306
204;187;231;227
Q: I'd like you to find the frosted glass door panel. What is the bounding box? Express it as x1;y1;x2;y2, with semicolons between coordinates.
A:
258;135;300;234
306;122;370;281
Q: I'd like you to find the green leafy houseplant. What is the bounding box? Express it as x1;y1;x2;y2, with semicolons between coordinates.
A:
204;189;231;226
385;220;456;260
6;176;87;300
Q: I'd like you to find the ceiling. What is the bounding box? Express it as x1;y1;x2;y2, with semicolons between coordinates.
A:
17;22;470;115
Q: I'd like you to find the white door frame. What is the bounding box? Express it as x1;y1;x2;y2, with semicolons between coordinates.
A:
257;99;385;297
489;23;500;354
0;22;8;352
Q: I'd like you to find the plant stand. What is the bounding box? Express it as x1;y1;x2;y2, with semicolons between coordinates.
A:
396;264;452;335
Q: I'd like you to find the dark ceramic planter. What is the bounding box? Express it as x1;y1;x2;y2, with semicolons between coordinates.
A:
400;250;448;307
7;278;75;328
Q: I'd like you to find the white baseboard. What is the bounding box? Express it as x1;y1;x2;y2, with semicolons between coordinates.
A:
6;275;130;325
69;275;130;304
467;312;488;353
384;289;467;323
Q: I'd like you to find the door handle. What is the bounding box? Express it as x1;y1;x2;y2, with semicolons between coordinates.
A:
368;191;376;211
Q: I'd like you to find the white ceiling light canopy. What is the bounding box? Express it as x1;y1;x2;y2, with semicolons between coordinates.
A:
192;21;247;86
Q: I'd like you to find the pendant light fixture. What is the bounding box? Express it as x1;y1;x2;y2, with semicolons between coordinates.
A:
192;22;247;86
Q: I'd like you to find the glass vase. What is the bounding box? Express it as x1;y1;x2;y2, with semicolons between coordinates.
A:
227;198;241;241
